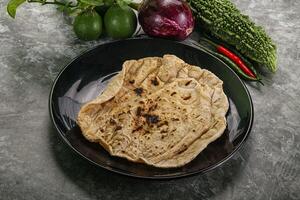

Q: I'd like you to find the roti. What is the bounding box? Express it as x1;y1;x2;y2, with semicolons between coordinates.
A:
77;55;229;168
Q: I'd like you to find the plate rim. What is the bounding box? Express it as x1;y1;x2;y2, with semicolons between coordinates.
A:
48;37;254;179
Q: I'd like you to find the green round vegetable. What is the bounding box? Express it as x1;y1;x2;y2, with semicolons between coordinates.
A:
104;5;137;39
73;10;102;41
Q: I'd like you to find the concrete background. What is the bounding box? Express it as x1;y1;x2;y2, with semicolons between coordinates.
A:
0;0;299;199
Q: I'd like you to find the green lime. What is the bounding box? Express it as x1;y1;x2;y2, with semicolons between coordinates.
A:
73;10;102;41
104;5;137;39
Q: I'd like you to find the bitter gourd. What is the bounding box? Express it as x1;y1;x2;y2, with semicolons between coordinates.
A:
188;0;277;72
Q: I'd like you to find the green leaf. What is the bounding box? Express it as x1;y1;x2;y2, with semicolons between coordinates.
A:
7;0;26;18
57;4;73;13
65;7;82;16
79;0;104;6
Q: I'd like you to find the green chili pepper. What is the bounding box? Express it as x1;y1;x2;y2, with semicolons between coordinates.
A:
202;34;262;79
190;39;263;84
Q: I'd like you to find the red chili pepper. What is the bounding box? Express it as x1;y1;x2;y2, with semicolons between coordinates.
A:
216;46;256;78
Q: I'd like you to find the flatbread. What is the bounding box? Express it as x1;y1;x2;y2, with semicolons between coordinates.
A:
77;55;229;168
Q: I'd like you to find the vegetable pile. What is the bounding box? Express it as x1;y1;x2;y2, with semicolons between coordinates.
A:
7;0;277;82
7;0;137;40
188;0;277;73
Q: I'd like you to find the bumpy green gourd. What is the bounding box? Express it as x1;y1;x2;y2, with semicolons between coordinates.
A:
188;0;277;72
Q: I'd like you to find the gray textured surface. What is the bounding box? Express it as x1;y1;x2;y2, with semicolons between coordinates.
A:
0;0;299;199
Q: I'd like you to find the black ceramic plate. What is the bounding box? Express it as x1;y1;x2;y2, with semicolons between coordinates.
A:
49;38;253;179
